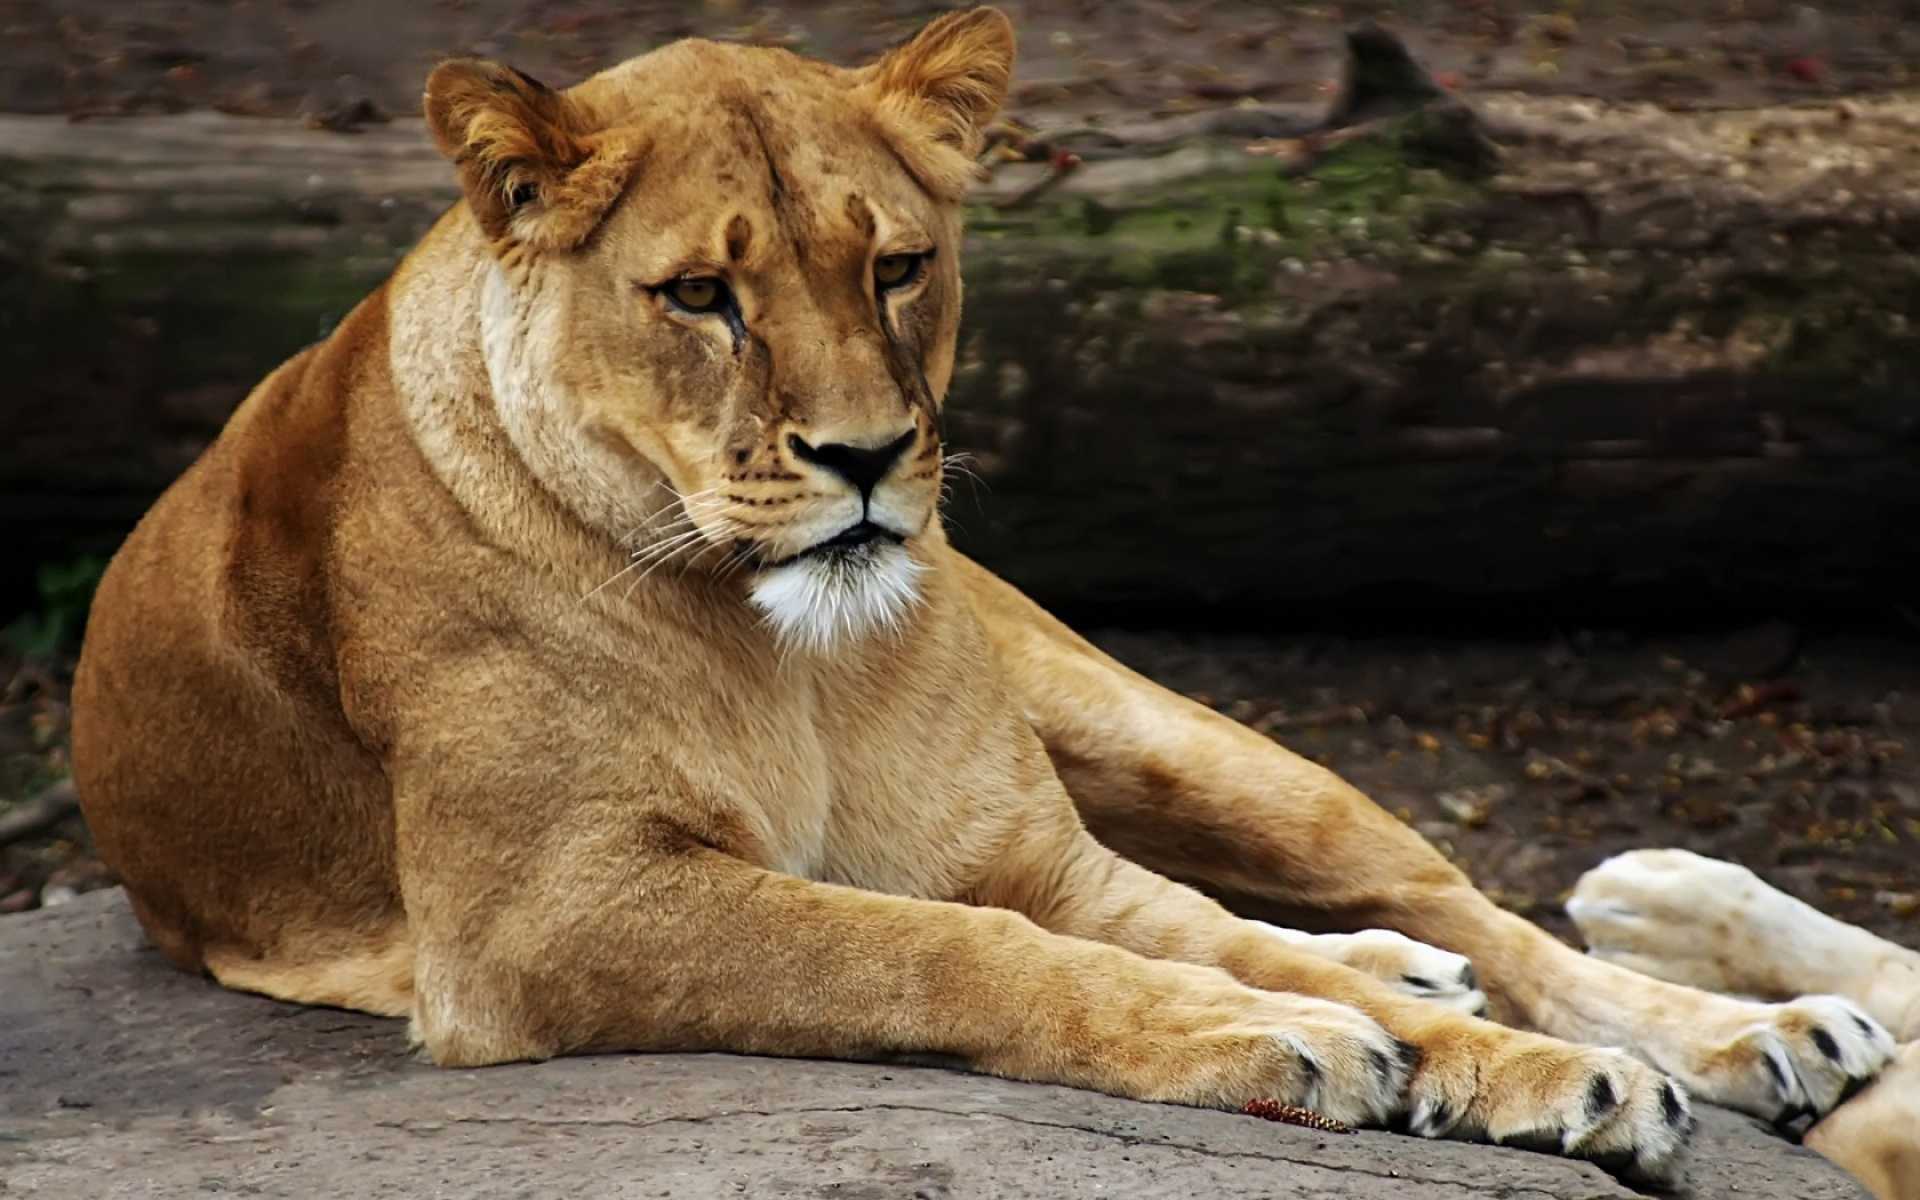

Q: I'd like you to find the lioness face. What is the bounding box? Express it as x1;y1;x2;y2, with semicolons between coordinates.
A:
423;11;1014;651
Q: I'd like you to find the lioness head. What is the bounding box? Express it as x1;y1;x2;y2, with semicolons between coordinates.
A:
419;9;1014;652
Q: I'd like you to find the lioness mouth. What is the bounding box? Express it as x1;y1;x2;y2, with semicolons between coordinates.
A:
769;521;902;569
811;520;898;555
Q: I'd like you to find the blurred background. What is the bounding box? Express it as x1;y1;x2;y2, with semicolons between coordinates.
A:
2;1;1917;941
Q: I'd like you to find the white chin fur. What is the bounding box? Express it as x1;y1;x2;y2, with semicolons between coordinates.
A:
749;541;926;653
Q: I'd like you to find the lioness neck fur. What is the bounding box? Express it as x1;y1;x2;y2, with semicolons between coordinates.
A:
70;9;1893;1188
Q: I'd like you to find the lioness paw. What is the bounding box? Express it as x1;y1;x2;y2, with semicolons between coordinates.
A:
1242;1001;1418;1129
1687;995;1896;1123
1403;1034;1694;1188
1254;923;1489;1016
1144;993;1413;1128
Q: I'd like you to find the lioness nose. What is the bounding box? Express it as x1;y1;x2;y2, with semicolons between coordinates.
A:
787;430;915;496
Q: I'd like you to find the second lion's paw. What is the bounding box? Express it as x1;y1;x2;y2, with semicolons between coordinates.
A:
1256;924;1488;1017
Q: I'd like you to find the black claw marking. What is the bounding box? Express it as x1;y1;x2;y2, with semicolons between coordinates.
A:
1660;1082;1687;1128
1424;1102;1455;1133
1772;1101;1815;1129
1836;1073;1872;1108
1585;1074;1619;1119
1854;1014;1878;1039
1811;1027;1842;1064
1368;1048;1394;1084
1299;1052;1322;1084
1761;1049;1791;1095
1394;1038;1421;1071
1590;1148;1638;1177
1460;964;1478;991
1401;975;1436;991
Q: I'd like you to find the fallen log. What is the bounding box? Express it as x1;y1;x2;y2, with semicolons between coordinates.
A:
3;32;1918;620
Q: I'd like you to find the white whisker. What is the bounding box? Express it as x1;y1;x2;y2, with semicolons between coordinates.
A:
714;543;757;587
942;452;989;493
583;523;711;602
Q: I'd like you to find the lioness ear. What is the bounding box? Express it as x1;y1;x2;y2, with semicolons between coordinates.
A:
423;59;639;252
861;7;1015;161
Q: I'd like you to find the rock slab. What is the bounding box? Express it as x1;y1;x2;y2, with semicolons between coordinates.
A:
0;891;1866;1199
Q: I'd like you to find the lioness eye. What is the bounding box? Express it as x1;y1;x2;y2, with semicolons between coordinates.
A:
664;276;729;314
874;253;927;291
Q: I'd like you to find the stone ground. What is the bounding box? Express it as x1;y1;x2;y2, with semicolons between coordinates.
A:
0;890;1868;1199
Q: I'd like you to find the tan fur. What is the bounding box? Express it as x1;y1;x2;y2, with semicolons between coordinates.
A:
70;9;1885;1184
1808;1044;1920;1200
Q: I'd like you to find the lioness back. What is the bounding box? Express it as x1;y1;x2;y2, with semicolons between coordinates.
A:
72;298;415;1014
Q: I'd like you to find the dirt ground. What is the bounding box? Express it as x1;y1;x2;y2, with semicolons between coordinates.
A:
2;0;1916;945
1102;623;1920;945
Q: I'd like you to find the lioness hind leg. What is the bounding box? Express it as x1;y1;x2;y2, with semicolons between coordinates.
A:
207;936;416;1013
953;554;1895;1127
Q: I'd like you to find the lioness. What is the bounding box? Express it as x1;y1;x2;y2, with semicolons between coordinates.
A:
70;8;1891;1186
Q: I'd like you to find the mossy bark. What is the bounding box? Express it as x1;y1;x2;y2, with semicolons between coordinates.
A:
3;95;1919;616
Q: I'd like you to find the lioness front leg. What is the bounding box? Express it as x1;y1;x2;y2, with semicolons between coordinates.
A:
396;804;1415;1125
955;556;1895;1123
979;822;1692;1185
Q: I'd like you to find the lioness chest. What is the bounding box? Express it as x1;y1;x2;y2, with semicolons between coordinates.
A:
352;536;1055;908
674;593;1050;902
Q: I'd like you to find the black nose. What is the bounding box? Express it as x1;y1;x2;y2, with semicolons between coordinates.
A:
787;429;916;496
